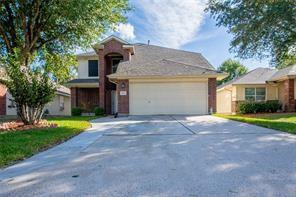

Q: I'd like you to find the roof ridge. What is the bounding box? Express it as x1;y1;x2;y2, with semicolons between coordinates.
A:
163;59;216;71
134;43;202;55
217;68;259;89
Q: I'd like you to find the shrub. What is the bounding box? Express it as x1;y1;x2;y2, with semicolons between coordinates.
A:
266;100;282;112
94;107;104;116
237;100;281;114
72;107;82;116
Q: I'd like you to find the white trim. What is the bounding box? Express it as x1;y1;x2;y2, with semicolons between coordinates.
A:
244;87;266;101
100;35;129;45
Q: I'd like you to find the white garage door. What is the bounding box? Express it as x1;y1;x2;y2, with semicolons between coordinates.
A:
129;81;208;115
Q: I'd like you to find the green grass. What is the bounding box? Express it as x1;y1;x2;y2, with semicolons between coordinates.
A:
215;113;296;134
0;116;100;168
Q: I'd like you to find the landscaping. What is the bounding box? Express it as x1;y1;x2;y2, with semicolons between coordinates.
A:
0;116;99;168
215;113;296;134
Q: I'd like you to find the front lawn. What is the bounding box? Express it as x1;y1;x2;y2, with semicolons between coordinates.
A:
215;113;296;134
0;116;99;168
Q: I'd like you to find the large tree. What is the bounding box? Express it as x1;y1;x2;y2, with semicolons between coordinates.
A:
0;0;129;124
207;0;296;68
217;59;248;85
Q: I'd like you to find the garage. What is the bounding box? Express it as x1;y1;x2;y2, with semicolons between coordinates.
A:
129;80;208;115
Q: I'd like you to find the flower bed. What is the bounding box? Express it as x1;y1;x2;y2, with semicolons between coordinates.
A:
0;120;57;132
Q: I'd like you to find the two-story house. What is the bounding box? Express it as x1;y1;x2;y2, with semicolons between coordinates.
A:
67;36;226;115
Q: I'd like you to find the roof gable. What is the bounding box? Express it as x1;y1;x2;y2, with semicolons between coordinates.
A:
98;35;129;45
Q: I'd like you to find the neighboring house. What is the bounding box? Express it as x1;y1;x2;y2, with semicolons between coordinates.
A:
67;35;226;115
0;84;71;116
217;66;296;113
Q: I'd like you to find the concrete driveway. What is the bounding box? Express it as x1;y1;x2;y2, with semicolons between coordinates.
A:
0;115;295;197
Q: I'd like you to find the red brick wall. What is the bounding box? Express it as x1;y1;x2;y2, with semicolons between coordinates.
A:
117;80;129;114
0;84;7;115
208;78;217;113
283;79;295;112
98;39;131;113
70;87;100;110
70;88;77;108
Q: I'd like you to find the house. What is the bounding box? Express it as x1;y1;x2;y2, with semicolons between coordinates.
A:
67;35;226;115
0;84;71;116
217;65;296;113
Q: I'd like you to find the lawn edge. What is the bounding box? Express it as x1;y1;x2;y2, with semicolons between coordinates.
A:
0;116;100;169
213;114;295;135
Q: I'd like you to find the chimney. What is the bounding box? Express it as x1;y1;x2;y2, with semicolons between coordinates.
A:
148;40;150;45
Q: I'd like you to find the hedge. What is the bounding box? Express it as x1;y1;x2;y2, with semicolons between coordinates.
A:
237;100;281;114
94;107;104;116
71;107;82;116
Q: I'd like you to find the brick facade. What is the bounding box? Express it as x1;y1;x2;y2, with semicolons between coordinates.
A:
117;80;129;114
283;79;295;112
98;39;131;114
0;84;7;115
70;87;100;110
208;78;217;113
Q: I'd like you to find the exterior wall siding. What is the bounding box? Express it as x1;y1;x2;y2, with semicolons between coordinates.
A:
208;78;217;113
77;57;99;79
217;88;232;114
234;84;278;101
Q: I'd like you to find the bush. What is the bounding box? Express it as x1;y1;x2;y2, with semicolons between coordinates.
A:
266;100;282;112
94;107;104;116
72;107;82;116
237;100;281;114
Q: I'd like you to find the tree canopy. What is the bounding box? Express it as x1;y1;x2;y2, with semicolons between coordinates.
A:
217;59;248;85
207;0;296;68
0;0;130;124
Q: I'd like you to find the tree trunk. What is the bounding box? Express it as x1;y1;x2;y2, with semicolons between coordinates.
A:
17;104;44;125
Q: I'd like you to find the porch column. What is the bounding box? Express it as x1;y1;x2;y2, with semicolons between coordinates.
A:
283;79;295;112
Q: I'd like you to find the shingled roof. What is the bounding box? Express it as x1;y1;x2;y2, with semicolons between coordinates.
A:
268;64;296;81
109;59;223;78
107;43;225;78
217;67;277;89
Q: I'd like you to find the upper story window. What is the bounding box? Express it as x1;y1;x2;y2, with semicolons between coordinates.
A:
112;59;121;73
88;60;98;77
245;87;266;101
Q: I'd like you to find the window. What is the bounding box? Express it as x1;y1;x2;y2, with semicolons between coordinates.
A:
8;98;16;108
88;60;98;77
245;87;266;101
112;59;121;73
59;96;65;111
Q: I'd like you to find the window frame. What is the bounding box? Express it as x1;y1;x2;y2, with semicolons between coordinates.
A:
245;87;266;102
88;60;99;77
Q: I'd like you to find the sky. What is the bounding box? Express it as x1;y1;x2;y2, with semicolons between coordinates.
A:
106;0;270;70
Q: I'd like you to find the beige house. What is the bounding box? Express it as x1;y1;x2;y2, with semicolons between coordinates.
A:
0;85;71;116
68;35;226;115
217;65;296;113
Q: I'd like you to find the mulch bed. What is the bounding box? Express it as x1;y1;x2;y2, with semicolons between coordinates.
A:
0;120;57;132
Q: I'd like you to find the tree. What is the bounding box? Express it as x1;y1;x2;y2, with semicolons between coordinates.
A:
207;0;296;68
0;0;129;125
217;59;248;85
